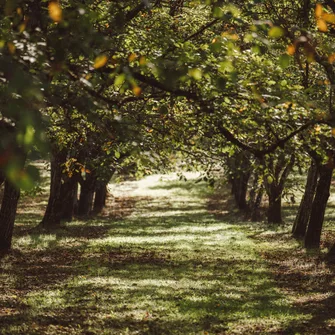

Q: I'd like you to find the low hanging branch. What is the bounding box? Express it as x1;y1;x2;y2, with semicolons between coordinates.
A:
133;72;326;158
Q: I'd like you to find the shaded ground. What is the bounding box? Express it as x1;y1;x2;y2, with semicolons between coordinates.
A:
208;185;335;335
0;173;334;334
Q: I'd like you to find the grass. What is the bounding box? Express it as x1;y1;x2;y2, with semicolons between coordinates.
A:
0;172;335;334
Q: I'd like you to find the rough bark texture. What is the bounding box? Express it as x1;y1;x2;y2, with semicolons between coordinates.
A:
93;181;108;214
304;165;333;249
0;180;20;251
41;150;67;227
292;160;318;238
78;173;96;217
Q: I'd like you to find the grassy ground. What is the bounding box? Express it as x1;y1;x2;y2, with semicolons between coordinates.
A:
0;173;335;334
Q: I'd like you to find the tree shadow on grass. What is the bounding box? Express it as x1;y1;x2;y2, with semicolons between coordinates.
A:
0;177;305;335
0;242;301;334
251;231;335;335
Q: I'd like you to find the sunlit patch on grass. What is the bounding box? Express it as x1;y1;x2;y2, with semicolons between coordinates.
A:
0;173;313;334
24;289;65;310
15;234;58;249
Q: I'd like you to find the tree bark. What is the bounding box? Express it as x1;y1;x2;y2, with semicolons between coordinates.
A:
228;152;251;210
292;160;318;238
60;176;78;222
264;154;295;224
327;242;335;261
78;172;96;217
0;180;20;251
41;150;67;227
304;164;333;249
251;187;264;221
0;171;5;187
267;187;282;224
232;172;250;210
92;181;108;214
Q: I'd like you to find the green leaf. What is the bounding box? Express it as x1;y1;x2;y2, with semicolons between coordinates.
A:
279;54;290;68
188;68;202;80
114;74;126;87
268;26;285;38
213;6;223;18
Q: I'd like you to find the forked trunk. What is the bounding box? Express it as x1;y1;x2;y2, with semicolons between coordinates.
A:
292;160;318;238
304;165;333;249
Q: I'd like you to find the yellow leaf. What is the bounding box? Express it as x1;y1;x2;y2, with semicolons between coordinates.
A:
93;55;108;69
329;54;335;64
287;44;296;55
48;2;62;22
133;86;142;96
139;56;147;66
7;42;15;54
324;13;335;24
332;128;335;136
286;44;296;56
128;53;137;62
315;125;321;133
317;19;328;32
315;3;323;18
18;23;26;33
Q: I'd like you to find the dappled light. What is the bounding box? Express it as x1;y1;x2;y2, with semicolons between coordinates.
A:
2;1;335;334
2;174;331;334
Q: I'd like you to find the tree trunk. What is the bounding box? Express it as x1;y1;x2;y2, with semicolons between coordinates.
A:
232;171;250;210
292;160;318;238
78;173;96;217
304;165;333;249
41;150;67;227
264;154;295;224
0;171;5;187
228;152;251;211
92;181;108;214
251;187;264;222
60;177;78;222
267;189;282;224
327;242;335;261
0;180;20;251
